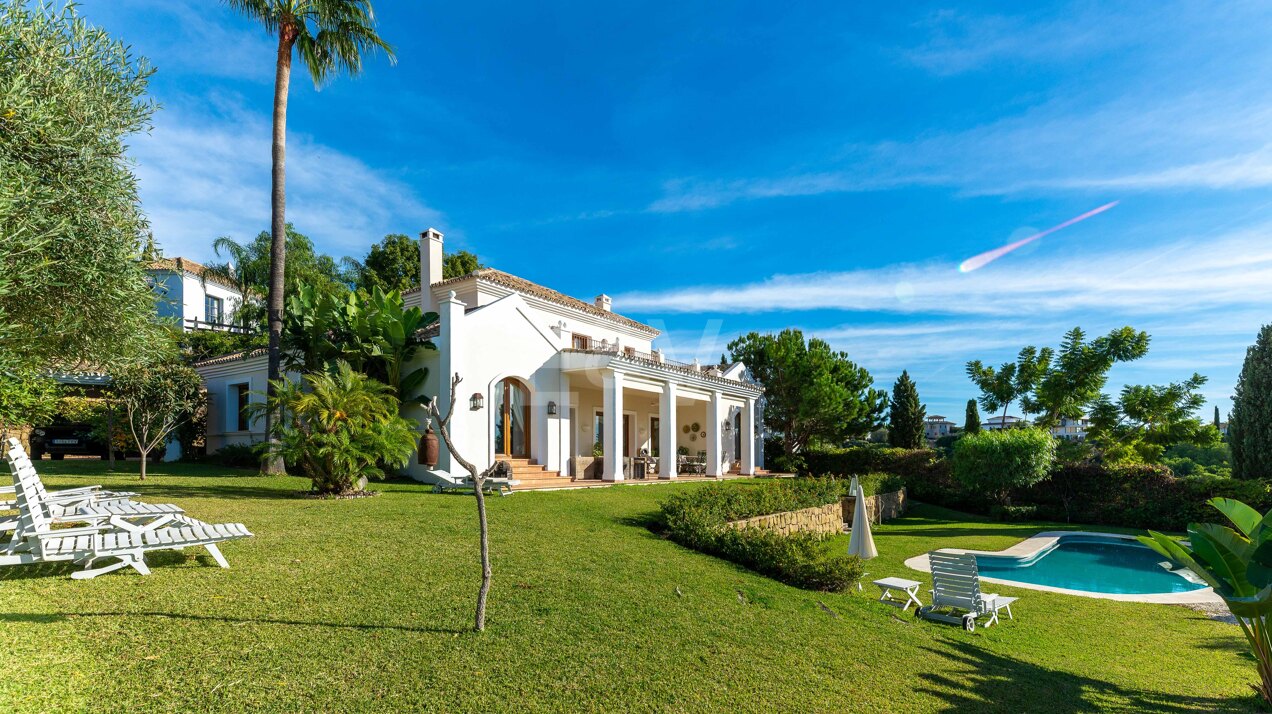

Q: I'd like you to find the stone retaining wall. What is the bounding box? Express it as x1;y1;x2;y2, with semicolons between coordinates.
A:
725;502;845;536
842;487;908;526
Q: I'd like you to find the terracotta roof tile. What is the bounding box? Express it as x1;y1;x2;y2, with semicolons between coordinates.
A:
192;347;268;367
148;257;249;294
431;269;657;335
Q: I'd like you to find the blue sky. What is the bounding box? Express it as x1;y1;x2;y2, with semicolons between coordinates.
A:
83;0;1272;420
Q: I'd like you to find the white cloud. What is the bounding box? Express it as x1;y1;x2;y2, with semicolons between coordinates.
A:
900;8;1120;76
615;227;1272;318
130;99;443;260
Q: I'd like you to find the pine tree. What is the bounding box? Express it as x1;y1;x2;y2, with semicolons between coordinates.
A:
1231;325;1272;480
965;399;981;434
888;371;926;449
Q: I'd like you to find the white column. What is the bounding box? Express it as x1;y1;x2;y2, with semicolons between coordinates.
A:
602;371;624;481
437;290;465;474
660;381;678;479
707;390;723;477
740;397;756;475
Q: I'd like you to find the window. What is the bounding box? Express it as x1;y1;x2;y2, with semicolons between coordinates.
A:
593;410;604;454
234;383;250;432
572;333;592;350
205;295;223;325
650;417;660;457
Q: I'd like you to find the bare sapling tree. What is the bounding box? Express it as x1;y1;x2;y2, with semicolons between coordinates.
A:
114;362;204;480
428;372;509;632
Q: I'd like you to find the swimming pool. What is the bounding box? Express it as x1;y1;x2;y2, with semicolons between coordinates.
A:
973;533;1206;595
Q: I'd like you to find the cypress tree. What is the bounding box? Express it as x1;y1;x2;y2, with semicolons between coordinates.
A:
1231;325;1272;479
888;371;926;449
965;399;982;434
1214;405;1221;429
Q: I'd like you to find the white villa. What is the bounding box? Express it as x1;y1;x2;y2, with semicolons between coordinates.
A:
195;229;764;489
1050;415;1090;441
923;414;956;442
982;415;1027;431
147;257;248;332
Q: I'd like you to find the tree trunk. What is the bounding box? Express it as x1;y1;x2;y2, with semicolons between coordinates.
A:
429;375;494;632
263;26;297;476
105;402;116;470
139;449;147;481
473;483;492;631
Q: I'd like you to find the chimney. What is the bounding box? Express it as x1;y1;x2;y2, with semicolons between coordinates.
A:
595;294;612;312
420;228;444;315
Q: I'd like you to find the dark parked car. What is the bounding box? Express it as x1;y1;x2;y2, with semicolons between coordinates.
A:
29;420;159;461
29;420;104;460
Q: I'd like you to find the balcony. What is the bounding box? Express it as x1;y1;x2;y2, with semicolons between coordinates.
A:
185;318;253;334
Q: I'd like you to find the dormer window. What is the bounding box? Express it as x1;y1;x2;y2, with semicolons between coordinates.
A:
205;295;223;325
572;334;592;350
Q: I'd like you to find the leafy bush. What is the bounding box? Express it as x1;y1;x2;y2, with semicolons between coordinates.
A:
210;443;264;470
1025;462;1272;531
803;446;963;506
953;428;1056;505
989;504;1039;522
251;362;419;494
657;479;862;591
713;528;863;592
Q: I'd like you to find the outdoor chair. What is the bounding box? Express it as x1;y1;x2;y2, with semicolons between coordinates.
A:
918;550;1017;631
2;438;252;579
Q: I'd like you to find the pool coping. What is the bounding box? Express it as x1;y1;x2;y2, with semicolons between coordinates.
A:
901;530;1223;604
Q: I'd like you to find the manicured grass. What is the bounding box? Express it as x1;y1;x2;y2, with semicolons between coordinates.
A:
0;461;1261;712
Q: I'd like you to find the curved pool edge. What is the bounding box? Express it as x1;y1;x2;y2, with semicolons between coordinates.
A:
901;530;1224;605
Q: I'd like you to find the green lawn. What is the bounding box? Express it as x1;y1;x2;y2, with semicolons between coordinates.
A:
0;461;1260;713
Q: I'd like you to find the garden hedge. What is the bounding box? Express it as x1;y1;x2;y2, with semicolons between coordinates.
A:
657;479;863;591
796;445;1272;532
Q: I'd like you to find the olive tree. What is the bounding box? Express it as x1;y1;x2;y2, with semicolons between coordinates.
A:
0;1;163;375
114;362;205;480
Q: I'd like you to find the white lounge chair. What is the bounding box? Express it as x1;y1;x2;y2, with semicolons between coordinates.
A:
918;550;1018;632
2;439;185;538
2;439;252;579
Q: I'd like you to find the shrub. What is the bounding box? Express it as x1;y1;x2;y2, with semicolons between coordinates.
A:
210;443;264;470
713;528;863;592
251;362;419;494
1025;462;1272;531
802;445;964;506
953;428;1055;505
657;479;862;591
989;504;1039;522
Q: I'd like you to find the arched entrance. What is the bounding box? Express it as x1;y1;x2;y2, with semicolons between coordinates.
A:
494;378;531;459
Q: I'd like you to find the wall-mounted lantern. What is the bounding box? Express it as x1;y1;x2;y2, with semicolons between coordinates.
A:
470;392;484;411
547;401;558;416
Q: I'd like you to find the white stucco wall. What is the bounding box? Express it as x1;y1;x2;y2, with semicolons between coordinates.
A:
197;352;271;453
181;274;243;326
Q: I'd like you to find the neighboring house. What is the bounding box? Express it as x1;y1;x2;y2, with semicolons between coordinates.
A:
982;415;1027;431
923;414;956;442
194;229;764;485
1050;415;1089;441
147;257;248;332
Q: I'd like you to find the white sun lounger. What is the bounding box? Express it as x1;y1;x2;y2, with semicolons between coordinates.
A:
2;439;186;542
918;550;1018;631
3;438;252;579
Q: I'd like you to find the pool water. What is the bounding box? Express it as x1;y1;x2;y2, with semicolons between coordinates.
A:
974;535;1207;595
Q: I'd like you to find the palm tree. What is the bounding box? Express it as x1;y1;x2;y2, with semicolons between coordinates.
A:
223;0;394;473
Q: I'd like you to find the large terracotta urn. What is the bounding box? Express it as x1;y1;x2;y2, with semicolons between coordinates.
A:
419;426;439;467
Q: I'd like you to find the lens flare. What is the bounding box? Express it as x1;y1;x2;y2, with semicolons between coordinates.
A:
958;201;1120;273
